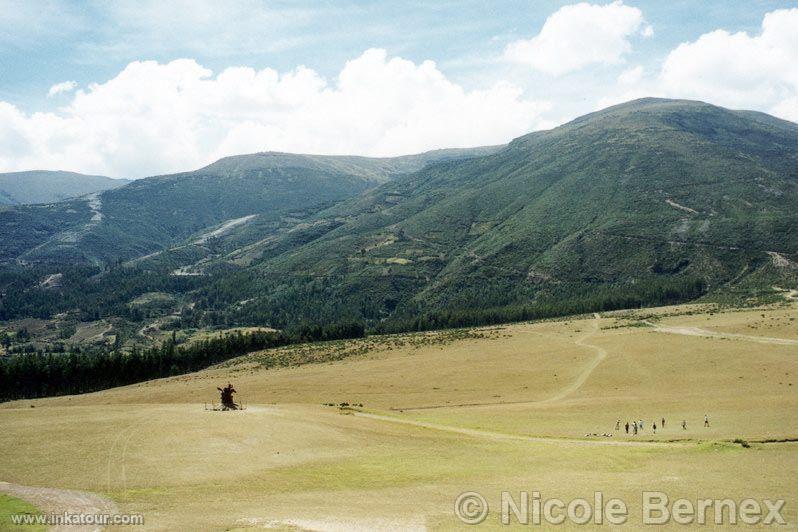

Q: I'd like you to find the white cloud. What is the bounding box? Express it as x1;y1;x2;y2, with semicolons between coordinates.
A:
503;1;651;76
47;80;78;97
617;65;644;85
659;8;798;121
0;50;550;178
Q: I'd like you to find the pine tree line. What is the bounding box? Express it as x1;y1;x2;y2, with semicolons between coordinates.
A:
0;322;365;401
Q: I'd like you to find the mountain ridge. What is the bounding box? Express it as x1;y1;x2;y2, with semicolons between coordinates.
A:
0;145;504;265
190;97;797;326
0;170;129;205
0;98;796;337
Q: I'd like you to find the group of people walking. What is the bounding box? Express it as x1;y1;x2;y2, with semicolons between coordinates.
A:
615;415;710;435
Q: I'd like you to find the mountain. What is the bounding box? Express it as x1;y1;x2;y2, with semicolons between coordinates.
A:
0;147;503;265
0;171;129;205
0;98;796;335
192;98;798;326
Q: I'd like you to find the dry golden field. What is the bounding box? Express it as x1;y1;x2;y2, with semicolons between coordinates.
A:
1;303;796;530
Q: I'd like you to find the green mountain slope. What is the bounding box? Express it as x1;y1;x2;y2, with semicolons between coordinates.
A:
0;98;795;334
0;147;500;265
0;171;129;205
192;98;797;326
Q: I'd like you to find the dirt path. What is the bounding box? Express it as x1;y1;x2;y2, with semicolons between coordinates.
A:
0;481;117;532
644;321;798;346
89;323;114;344
354;412;668;447
392;313;608;411
540;313;607;403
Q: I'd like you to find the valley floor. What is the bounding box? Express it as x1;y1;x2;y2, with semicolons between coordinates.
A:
1;303;796;530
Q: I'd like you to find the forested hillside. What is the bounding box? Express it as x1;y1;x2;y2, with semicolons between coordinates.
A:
195;98;798;329
0;147;500;265
1;98;796;344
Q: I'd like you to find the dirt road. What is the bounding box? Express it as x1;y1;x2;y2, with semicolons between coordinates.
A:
539;313;607;403
645;321;798;346
355;411;669;447
0;481;117;532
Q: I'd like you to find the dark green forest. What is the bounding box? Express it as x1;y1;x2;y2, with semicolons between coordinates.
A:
0;322;365;401
0;275;705;401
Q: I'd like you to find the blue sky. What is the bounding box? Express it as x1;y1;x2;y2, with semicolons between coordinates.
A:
0;1;786;110
0;0;796;177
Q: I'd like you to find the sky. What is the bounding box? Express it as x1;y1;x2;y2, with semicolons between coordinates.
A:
0;0;796;178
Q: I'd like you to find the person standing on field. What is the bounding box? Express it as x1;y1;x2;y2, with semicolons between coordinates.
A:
682;420;687;430
704;414;710;428
662;417;665;428
653;421;657;434
615;419;620;431
625;421;629;434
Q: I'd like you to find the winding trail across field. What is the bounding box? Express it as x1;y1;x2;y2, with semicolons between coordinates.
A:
539;313;607;403
644;321;798;346
354;412;668;447
0;481;117;532
391;313;608;412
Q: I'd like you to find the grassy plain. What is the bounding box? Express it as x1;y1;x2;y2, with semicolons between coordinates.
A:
0;494;44;531
1;303;796;530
